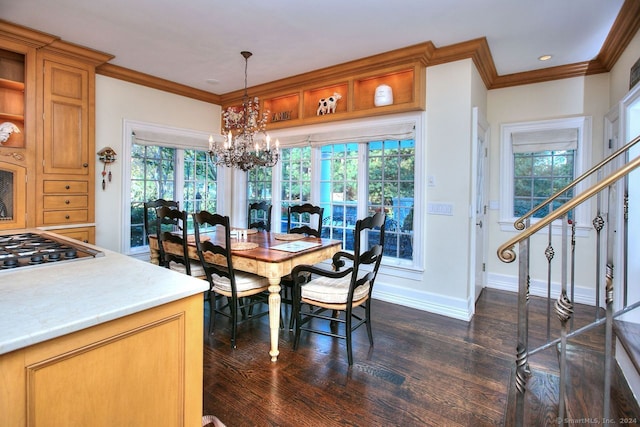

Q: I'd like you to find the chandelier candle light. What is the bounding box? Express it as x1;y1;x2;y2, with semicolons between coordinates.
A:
208;51;279;172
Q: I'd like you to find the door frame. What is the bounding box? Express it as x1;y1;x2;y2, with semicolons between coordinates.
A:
469;107;490;314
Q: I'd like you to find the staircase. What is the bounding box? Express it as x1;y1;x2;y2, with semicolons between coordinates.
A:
498;134;640;426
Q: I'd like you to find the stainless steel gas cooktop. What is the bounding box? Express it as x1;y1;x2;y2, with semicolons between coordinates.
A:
0;230;103;270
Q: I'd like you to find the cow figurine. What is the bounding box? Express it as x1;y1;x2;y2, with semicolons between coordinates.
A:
316;92;342;115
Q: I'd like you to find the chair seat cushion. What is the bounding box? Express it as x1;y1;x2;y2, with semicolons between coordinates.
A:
169;260;206;277
301;274;370;304
212;271;269;293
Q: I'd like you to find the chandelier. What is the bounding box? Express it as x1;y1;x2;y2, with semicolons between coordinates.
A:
208;51;279;172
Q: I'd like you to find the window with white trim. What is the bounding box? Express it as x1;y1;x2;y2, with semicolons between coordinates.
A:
254;114;422;267
279;146;312;231
123;121;216;255
500;117;591;233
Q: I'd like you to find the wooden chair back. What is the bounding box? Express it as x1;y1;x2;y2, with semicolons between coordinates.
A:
287;203;324;237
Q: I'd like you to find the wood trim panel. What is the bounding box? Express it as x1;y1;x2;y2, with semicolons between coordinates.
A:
0;19;57;48
220;42;434;105
96;63;222;104
597;0;640;70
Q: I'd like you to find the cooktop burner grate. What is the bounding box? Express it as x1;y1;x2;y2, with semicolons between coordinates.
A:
0;232;102;270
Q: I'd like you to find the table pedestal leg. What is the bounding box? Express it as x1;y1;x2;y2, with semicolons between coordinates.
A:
268;278;281;362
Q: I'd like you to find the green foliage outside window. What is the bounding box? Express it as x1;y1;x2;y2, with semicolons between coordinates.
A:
513;150;575;218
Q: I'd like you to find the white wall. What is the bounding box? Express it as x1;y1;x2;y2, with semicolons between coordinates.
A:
94;76;220;252
486;74;610;303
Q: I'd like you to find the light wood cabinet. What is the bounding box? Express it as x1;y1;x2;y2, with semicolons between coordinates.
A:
221;43;428;130
36;52;94;239
0;22;112;240
0;294;204;427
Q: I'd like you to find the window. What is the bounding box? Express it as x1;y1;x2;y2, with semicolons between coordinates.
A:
130;144;176;249
500;117;591;234
279;146;312;231
513;149;575;218
319;143;359;249
247;165;273;227
368;140;415;260
247;117;420;267
123;121;216;255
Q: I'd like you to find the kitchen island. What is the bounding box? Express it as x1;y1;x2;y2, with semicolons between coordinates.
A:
0;234;209;427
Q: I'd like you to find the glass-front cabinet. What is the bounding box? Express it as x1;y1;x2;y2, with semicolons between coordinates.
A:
0;42;32;230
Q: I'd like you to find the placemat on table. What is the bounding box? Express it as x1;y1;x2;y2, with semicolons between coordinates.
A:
231;242;259;251
272;233;305;241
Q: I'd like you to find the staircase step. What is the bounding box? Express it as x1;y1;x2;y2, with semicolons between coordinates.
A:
506;342;639;425
614;319;640;374
562;342;639;423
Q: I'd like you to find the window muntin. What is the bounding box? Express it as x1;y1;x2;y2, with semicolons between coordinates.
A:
368;140;415;260
183;148;217;231
247;166;273;227
319;143;359;250
279;146;312;231
129;143;216;250
130;144;176;249
513;149;575;218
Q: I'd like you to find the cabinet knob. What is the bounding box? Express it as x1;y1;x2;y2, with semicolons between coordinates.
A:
65;215;70;220
65;200;70;204
65;185;70;190
83;163;89;168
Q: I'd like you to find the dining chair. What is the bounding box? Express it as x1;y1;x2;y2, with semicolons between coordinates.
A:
281;203;325;329
155;206;205;278
290;211;385;365
143;199;179;263
287;203;324;237
247;201;272;231
192;210;270;348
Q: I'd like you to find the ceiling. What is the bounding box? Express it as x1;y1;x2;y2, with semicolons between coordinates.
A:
1;0;627;95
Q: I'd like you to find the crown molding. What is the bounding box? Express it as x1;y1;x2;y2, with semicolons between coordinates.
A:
96;63;221;104
597;0;640;70
13;0;636;101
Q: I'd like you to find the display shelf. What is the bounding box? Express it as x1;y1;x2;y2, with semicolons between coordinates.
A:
0;78;24;91
353;68;415;111
303;83;348;118
264;93;299;126
221;45;428;130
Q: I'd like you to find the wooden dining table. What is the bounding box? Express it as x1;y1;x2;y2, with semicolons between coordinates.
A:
148;230;342;362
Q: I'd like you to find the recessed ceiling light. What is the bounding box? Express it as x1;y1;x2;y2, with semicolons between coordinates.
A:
205;78;220;85
538;55;552;61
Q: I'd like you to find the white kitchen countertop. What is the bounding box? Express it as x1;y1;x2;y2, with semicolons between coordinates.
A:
0;246;208;355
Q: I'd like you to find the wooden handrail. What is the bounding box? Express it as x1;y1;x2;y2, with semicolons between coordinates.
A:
498;151;640;263
513;134;640;231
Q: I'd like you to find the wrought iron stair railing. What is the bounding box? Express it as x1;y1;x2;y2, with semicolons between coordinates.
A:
497;133;640;425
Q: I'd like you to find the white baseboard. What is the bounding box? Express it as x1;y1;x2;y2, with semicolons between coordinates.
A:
373;281;473;321
487;272;597;306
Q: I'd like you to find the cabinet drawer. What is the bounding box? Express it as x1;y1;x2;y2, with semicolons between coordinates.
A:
43;180;89;193
43;195;88;209
43;210;88;225
52;227;95;244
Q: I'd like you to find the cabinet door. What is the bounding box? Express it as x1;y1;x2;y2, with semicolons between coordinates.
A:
42;60;89;175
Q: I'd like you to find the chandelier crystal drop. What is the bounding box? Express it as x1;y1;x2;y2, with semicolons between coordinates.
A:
208;51;279;172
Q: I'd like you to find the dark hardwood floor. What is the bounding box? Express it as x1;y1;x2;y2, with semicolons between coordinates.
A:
201;288;624;426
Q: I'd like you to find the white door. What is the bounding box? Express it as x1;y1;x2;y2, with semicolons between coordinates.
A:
471;107;490;307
